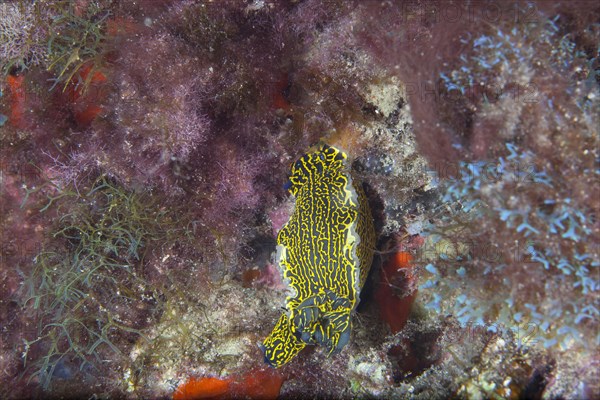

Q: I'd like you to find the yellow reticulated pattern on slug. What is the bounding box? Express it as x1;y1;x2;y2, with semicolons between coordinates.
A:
262;144;375;368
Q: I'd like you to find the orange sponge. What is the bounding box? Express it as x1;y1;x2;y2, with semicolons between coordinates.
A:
173;368;285;400
173;377;230;400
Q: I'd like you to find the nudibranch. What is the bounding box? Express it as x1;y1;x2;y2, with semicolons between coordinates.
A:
262;144;375;367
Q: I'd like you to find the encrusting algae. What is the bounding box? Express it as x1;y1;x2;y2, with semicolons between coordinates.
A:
262;144;375;367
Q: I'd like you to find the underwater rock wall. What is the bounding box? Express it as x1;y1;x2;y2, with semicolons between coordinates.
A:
0;1;598;399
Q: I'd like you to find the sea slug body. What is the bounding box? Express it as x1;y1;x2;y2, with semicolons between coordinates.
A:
262;144;375;367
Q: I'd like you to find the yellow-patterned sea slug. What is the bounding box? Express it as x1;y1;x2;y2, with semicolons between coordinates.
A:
262;144;375;367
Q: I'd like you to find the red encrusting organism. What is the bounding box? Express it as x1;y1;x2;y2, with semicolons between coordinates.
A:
6;74;26;129
62;14;140;128
375;249;426;377
173;376;230;400
375;251;417;334
173;368;285;400
63;62;108;127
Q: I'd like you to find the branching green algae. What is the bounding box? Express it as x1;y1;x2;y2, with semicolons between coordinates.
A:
45;1;110;92
20;173;182;389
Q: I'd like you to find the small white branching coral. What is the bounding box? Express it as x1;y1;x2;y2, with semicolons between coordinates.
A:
0;2;47;72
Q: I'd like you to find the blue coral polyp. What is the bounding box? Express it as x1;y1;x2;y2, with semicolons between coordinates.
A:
262;144;375;367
